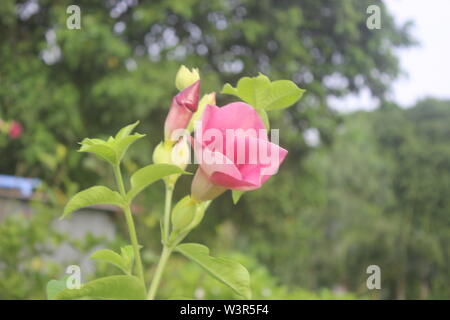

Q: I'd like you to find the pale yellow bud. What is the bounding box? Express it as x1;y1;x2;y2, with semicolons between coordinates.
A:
152;138;191;185
171;196;197;232
170;137;190;171
175;65;200;91
170;195;207;239
152;141;172;165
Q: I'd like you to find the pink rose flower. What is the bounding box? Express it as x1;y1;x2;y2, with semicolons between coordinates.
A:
8;120;22;139
164;80;200;142
191;102;288;201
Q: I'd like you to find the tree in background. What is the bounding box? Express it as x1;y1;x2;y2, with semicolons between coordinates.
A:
372;100;450;299
283;99;449;299
0;0;412;182
7;0;448;299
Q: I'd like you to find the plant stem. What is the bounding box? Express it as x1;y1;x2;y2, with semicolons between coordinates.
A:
113;165;145;288
123;206;145;286
163;183;174;242
113;165;127;195
147;245;172;300
147;182;174;299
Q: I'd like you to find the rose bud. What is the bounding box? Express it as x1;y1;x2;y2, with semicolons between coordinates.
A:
164;80;200;143
191;102;288;202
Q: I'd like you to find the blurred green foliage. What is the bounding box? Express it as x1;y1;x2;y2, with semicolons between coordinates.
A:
160;252;360;300
0;0;412;184
1;0;448;300
0;189;133;299
0;203;62;299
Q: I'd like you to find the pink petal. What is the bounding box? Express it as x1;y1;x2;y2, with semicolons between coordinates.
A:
201;102;267;139
192;138;242;182
210;171;260;190
192;102;288;192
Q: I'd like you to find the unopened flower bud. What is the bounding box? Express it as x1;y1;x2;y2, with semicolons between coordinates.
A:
170;137;191;171
164;80;200;142
175;65;200;91
152;141;172;165
171;196;197;232
153;138;191;185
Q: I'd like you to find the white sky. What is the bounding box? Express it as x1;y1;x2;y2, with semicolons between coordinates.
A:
331;0;450;112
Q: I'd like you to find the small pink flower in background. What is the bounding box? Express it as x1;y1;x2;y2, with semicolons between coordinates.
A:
164;80;200;142
8;120;22;139
191;102;288;201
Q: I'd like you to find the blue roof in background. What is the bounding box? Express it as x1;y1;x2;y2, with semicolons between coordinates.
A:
0;175;41;197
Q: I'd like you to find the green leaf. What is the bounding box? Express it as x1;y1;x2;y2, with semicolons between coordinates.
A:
115;121;140;140
90;246;139;275
263;80;305;110
221;73;304;111
175;243;251;299
79;140;117;165
232;190;245;204
127;164;190;201
46;277;68;300
91;249;129;274
78;122;145;165
62;186;126;219
121;245;140;273
114;133;145;162
221;83;239;96
54;275;146;300
222;74;271;110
